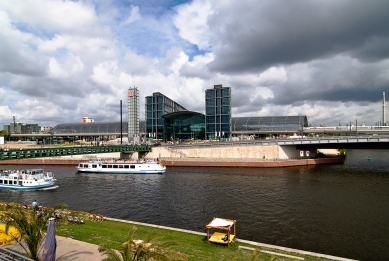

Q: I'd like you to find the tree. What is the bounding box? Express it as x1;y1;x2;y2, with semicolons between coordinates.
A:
0;130;9;138
98;226;187;261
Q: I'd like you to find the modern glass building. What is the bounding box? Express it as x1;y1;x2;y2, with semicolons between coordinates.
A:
162;111;205;141
127;87;140;143
205;84;231;140
145;92;187;140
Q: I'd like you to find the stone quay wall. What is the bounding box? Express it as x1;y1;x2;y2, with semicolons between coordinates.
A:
144;145;319;160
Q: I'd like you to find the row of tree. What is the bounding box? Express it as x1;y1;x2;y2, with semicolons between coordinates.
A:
0;130;9;138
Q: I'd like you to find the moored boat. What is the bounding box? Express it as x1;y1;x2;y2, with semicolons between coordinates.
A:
0;168;57;190
76;158;166;174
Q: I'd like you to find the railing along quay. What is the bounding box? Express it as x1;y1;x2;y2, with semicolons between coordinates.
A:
0;145;152;161
167;135;389;149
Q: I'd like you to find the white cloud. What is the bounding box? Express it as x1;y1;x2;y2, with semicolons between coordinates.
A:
48;55;84;78
0;105;13;123
121;6;141;25
0;0;105;36
174;0;214;50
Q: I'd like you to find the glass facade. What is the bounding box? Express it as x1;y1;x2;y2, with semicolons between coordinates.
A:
231;116;308;131
162;111;205;141
145;92;187;140
127;87;140;141
205;84;231;140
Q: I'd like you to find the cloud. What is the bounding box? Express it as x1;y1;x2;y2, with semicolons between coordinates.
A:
2;0;105;36
205;0;389;73
0;87;6;103
1;0;389;129
120;6;141;25
173;0;213;50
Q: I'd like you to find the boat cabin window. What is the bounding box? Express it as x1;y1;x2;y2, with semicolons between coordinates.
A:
124;165;129;169
113;165;118;168
92;164;98;168
118;165;123;169
130;165;135;169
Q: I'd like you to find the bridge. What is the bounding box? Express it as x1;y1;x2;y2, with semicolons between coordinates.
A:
169;135;389;150
0;144;152;161
1;135;388;161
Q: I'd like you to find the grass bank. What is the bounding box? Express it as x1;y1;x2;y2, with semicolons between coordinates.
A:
56;219;338;261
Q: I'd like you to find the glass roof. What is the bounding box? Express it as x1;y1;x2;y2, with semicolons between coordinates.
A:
53;121;146;134
231;116;308;131
232;116;307;126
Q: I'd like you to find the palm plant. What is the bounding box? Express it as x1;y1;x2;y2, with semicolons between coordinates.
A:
5;208;50;260
98;226;187;261
3;206;56;260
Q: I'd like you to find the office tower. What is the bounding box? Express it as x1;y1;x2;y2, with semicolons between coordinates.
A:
205;84;231;140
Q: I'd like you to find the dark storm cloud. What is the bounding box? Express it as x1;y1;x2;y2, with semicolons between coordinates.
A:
207;0;389;74
267;57;389;106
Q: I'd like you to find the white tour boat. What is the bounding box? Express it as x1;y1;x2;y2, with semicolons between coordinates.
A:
76;158;166;174
0;168;57;190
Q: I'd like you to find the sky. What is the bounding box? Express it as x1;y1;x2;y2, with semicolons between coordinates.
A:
1;0;389;128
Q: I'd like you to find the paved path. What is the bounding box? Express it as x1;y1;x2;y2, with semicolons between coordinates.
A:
6;236;105;261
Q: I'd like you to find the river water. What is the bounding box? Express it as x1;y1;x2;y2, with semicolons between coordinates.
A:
1;149;388;260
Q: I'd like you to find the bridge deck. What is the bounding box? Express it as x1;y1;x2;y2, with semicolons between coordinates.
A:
0;145;152;161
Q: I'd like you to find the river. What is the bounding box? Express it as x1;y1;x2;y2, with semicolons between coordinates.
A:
1;149;388;260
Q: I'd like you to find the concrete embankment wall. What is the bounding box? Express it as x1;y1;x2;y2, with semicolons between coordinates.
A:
145;145;281;159
143;145;318;160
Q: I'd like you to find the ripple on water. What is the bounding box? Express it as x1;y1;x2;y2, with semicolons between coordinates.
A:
1;158;389;261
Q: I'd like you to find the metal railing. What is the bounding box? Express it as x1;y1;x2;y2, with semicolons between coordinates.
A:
0;247;35;261
0;145;152;161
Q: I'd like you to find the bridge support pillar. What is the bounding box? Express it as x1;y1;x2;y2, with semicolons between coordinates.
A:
120;152;134;160
138;151;148;159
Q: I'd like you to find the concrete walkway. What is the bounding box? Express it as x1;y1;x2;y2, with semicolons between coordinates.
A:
5;236;105;261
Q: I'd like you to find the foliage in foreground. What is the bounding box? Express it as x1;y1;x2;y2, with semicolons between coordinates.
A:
0;202;91;261
2;207;54;260
2;202;335;261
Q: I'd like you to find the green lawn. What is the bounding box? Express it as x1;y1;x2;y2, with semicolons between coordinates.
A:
56;219;335;261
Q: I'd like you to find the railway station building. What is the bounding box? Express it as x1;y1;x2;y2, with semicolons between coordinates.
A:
6;84;308;143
